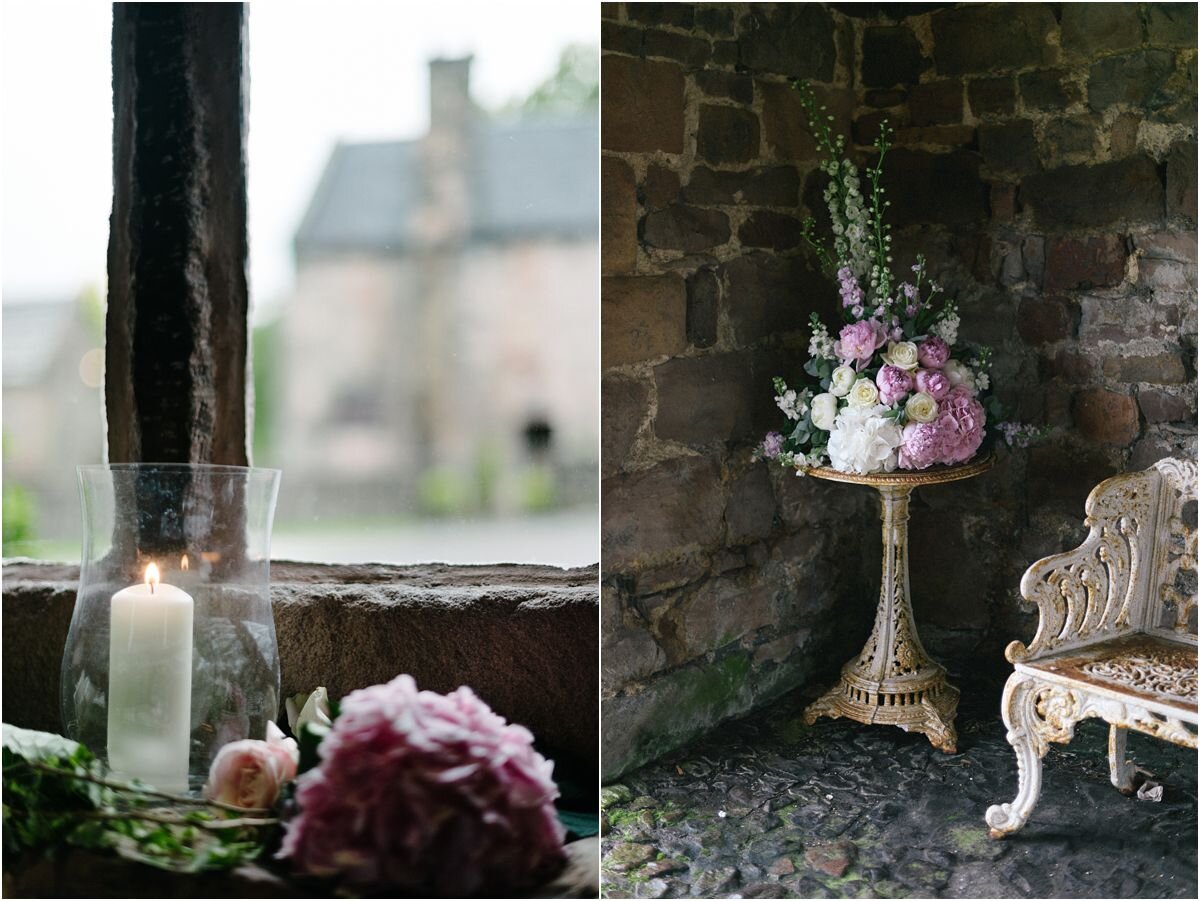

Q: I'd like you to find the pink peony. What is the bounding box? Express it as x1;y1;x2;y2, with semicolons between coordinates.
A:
875;365;914;405
278;675;565;896
898;421;945;470
205;721;299;810
915;368;951;400
833;320;887;370
936;386;986;464
917;336;951;370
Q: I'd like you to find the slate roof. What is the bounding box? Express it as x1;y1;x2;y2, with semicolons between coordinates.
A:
294;116;597;255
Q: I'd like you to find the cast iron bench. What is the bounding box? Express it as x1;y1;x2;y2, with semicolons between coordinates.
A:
986;457;1198;837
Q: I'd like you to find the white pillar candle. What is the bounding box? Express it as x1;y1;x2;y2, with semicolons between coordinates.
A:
107;562;194;792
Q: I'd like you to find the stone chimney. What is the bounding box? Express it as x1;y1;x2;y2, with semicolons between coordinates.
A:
420;57;474;245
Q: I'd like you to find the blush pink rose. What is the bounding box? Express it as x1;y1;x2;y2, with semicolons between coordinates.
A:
205;721;299;810
915;368;951;400
936;386;986;464
917;336;951;369
875;365;914;405
898;421;944;470
833;320;887;369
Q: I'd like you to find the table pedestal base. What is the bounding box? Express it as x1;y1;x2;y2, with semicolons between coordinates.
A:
802;481;961;754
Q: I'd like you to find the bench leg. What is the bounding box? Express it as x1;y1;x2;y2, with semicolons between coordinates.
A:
986;673;1047;838
1108;725;1137;795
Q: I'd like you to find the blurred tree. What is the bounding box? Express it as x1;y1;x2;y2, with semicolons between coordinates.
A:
2;430;37;555
251;316;281;464
503;43;598;118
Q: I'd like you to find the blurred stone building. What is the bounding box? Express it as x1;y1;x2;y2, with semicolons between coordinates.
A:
277;57;598;519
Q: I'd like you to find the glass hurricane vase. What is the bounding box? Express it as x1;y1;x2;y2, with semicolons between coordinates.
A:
61;463;281;794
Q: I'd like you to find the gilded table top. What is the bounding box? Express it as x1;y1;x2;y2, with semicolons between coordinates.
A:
801;452;996;488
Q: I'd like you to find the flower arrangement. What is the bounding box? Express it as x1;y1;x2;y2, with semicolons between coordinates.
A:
758;84;1040;476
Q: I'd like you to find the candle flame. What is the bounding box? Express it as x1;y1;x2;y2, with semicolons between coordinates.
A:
145;562;159;594
181;554;189;571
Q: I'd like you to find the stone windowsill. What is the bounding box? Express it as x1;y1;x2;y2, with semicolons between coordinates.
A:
1;560;599;793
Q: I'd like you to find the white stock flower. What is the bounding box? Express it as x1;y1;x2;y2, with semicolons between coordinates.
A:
810;393;839;430
905;391;940;423
847;378;880;408
827;405;903;475
943;359;978;395
880;340;920;372
829;365;857;397
931;311;960;345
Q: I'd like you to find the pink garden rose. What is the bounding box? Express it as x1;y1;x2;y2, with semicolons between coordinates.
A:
875;365;914;405
917;336;951;369
915;368;951;400
279;675;565;896
898;421;944;470
833;320;887;369
937;386;986;464
205;721;299;810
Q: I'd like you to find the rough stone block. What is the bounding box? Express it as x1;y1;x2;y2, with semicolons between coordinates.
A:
625;2;694;28
760;81;854;162
1079;295;1181;343
681;573;775;656
1138;258;1195;292
862;25;924;87
990;182;1018;221
643;28;710;67
1044;348;1098;383
968;76;1017;118
854;109;899;147
1110;112;1142;157
1134;230;1199;264
1103;352;1188;384
1022;157;1164;228
880;149;989;226
738;211;804;250
1166;141;1198;220
908;80;963;126
1043;235;1127;293
1017;296;1073;344
681;166;801;207
602;157;637;276
697;105;761;165
1073;388;1140;445
642;203;731;252
1088;50;1176;111
602;628;666;694
893;125;977;148
1138;388;1194;423
931;4;1056;75
601;455;726;570
694;70;753;104
602;21;644;57
602;55;685;154
602;275;687;369
1040;116;1098;161
1146;2;1198;46
602;373;651;477
739;4;835;80
719;253;834;345
1061;2;1144;55
724;465;776;546
866;88;908;108
686;267;720;349
642;163;681;211
654;352;757;445
695;5;736;37
1019;69;1081;110
2;562;600;784
1027;444;1116;510
978;120;1039;174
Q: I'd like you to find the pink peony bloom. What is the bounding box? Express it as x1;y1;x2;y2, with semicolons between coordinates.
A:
205;721;299;810
898;421;944;470
833;320;887;370
915;368;951;400
279;675;565;896
875;365;914;405
936;386;987;464
917;336;951;370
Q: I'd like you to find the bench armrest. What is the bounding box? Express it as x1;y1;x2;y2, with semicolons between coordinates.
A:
1008;469;1158;664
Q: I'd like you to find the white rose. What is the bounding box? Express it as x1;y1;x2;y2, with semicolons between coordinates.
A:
827;405;904;475
905;391;939;423
829;365;857;397
943;359;977;394
847;378;880;408
881;340;920;371
810;393;839;430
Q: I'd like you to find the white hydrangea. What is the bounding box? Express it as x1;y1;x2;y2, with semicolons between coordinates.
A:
827;404;903;475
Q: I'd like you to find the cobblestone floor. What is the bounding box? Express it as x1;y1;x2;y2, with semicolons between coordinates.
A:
600;666;1197;899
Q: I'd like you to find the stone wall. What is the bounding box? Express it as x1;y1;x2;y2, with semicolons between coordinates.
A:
600;1;1197;779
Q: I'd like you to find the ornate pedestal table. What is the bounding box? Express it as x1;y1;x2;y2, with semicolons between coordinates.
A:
802;455;995;754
